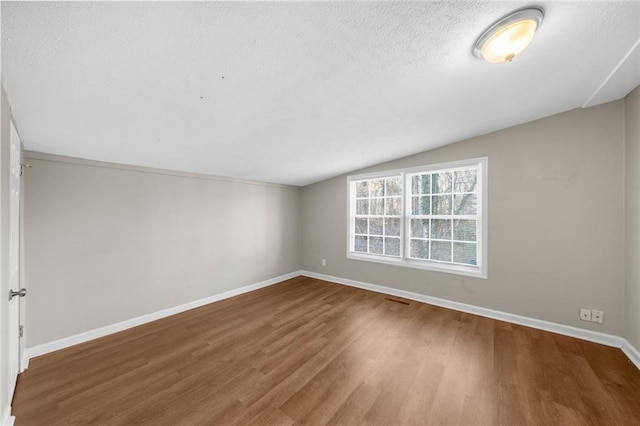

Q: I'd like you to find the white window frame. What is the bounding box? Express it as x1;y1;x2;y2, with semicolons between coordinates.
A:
347;157;488;279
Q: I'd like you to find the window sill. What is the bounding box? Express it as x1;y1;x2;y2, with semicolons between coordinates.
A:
346;252;487;279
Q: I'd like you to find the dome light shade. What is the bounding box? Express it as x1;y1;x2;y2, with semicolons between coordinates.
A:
473;8;544;63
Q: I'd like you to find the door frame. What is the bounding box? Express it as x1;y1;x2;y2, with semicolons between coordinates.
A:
7;120;22;405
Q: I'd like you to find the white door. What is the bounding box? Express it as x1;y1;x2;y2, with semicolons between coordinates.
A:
7;121;24;400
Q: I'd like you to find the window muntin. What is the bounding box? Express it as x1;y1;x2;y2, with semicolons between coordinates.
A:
347;158;487;279
352;176;403;257
407;167;478;266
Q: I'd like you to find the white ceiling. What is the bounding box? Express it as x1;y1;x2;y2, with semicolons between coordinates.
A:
2;1;640;187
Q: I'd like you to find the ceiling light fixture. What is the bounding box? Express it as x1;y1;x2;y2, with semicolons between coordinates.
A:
473;8;544;63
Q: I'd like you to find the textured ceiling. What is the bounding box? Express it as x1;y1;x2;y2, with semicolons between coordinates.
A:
2;1;640;186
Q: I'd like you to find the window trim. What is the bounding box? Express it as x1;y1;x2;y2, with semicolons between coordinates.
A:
346;157;488;279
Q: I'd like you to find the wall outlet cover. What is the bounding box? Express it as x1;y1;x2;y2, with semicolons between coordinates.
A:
592;309;604;324
580;308;591;321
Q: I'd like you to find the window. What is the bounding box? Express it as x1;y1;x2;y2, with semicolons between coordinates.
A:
347;158;487;279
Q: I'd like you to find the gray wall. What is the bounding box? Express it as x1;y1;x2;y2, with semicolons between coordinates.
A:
625;86;640;349
24;154;302;347
302;100;626;335
0;84;11;422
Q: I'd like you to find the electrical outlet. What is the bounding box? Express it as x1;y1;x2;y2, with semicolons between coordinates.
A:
579;308;591;322
321;258;327;267
592;310;604;324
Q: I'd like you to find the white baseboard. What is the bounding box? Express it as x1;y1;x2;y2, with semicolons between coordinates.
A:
1;405;15;426
20;351;29;372
621;338;640;370
26;271;303;359
301;271;634;353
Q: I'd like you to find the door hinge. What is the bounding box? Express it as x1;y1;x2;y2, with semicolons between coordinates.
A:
19;163;31;176
19;325;23;338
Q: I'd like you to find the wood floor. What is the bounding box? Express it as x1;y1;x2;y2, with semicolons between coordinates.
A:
12;277;640;425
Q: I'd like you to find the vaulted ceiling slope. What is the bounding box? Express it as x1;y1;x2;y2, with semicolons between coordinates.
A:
2;1;640;186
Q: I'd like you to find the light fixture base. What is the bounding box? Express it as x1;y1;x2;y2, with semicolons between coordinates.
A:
473;8;544;63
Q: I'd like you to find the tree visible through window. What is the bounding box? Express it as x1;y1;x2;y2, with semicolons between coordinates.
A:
348;158;487;279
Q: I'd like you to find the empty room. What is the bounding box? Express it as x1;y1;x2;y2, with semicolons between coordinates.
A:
1;1;640;425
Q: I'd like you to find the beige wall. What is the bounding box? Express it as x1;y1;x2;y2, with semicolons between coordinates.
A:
302;101;626;335
625;86;640;349
1;84;12;420
23;154;302;347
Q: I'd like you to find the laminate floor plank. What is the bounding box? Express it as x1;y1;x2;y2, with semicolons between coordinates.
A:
11;277;640;425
